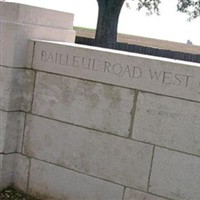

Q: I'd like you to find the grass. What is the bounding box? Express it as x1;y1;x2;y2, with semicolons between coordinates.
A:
0;186;40;200
73;26;95;31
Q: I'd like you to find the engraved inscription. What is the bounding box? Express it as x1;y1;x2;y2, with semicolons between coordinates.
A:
38;50;199;97
41;51;97;71
148;69;193;88
104;61;142;79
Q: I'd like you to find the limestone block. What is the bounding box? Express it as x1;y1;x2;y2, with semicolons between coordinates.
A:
0;154;15;190
124;188;168;200
0;155;3;189
0;2;74;29
32;41;200;102
0;22;16;67
23;114;153;190
0;156;1;189
0;153;30;191
0;111;25;153
149;147;200;200
26;40;35;68
13;154;30;192
32;72;135;137
28;159;124;200
132;92;200;156
0;22;75;68
0;67;35;111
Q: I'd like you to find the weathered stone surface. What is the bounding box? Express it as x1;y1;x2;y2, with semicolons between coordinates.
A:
124;188;168;200
32;72;135;137
0;153;29;191
149;147;200;200
28;159;124;200
0;22;17;67
132;92;200;156
0;154;15;190
23;114;153;190
0;155;3;189
32;41;200;102
26;40;35;68
0;22;75;68
13;154;30;192
0;155;2;189
0;111;25;153
0;2;74;29
0;67;35;111
0;2;75;68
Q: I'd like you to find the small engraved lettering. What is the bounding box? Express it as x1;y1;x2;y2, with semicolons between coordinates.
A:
162;71;172;85
149;69;162;81
132;66;142;79
113;63;122;75
149;69;193;88
72;56;80;68
104;61;142;79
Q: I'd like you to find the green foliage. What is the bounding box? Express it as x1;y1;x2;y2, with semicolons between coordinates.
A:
95;0;200;47
125;0;200;19
137;0;161;15
125;0;161;15
177;0;200;20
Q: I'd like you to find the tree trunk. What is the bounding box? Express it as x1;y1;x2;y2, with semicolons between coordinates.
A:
95;0;125;49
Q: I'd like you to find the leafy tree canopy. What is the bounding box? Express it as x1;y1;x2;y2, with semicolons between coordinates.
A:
95;0;200;48
177;0;200;20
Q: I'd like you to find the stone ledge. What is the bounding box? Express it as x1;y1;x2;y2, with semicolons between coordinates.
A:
31;40;200;103
0;2;74;29
0;22;75;68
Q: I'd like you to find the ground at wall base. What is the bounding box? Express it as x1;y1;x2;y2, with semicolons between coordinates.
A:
0;187;40;200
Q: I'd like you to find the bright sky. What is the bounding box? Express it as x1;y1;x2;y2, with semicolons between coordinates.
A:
6;0;200;45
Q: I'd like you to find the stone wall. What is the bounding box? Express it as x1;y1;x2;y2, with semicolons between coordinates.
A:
0;2;75;190
14;40;200;200
1;2;200;200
